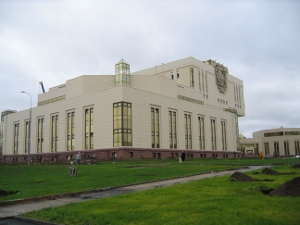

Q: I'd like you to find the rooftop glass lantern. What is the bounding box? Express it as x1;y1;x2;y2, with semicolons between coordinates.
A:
115;58;130;86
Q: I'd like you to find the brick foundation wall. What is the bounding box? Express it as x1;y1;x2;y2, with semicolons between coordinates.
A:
0;148;243;165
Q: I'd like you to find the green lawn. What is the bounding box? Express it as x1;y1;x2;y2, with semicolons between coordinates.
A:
23;164;300;225
0;159;232;201
1;158;299;201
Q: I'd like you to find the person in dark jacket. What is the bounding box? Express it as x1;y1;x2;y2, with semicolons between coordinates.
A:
181;152;186;162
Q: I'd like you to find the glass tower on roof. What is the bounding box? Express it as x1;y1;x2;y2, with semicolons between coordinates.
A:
115;59;130;86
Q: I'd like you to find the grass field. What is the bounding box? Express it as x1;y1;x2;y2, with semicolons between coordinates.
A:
1;158;299;202
23;163;300;225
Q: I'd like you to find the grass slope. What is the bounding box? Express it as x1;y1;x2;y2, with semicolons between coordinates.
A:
24;164;300;225
1;159;237;201
1;158;299;201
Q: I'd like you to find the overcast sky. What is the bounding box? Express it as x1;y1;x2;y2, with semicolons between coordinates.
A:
1;0;299;138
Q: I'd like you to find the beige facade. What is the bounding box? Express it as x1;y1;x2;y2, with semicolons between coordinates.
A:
240;128;300;157
0;57;245;163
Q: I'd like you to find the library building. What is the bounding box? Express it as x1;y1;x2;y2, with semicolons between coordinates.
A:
0;57;245;164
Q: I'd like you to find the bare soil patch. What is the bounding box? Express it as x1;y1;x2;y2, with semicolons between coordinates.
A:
261;168;279;175
230;172;255;182
269;176;300;197
292;163;300;168
0;189;19;197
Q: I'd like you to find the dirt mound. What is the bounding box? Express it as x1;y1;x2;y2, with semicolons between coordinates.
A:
0;189;19;197
262;168;279;175
269;176;300;197
292;164;300;168
230;172;255;182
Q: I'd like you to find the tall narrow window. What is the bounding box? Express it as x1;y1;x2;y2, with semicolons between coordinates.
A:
37;118;44;153
234;113;239;151
264;142;270;156
67;111;75;151
198;116;205;150
238;87;242;103
221;120;227;151
84;108;94;149
190;68;194;87
151;107;160;148
113;102;132;147
210;118;216;150
24;120;29;153
295;141;300;155
205;73;208;92
184;113;192;149
202;70;205;92
198;70;201;91
234;85;237;102
284;141;290;156
13;122;19;154
51;115;58;152
169;110;177;149
274;141;279;156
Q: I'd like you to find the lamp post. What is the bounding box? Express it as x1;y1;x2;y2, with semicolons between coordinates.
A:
21;91;32;166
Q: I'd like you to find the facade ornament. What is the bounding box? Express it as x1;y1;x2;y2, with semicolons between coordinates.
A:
205;59;228;94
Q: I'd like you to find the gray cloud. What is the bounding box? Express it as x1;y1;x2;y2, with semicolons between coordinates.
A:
1;0;299;137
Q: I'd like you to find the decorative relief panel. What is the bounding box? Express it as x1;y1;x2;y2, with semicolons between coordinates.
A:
205;59;228;94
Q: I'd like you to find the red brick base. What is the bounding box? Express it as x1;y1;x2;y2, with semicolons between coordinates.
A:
0;147;243;165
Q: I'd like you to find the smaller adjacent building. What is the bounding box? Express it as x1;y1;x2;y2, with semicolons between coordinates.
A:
240;127;300;157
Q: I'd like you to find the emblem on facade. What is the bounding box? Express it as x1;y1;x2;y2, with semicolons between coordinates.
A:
205;59;228;94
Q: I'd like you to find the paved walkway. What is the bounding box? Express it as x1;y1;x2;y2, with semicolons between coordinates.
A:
0;166;268;224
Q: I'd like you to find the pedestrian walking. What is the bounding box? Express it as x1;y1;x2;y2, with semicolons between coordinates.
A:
76;152;81;164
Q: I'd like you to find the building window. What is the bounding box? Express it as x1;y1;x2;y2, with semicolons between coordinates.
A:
113;102;132;147
198;116;205;150
295;141;300;155
67;111;75;151
264;142;270;156
51;115;58;152
13;122;20;154
238;86;242;103
274;142;279;156
37;118;44;153
190;68;194;87
151;107;160;148
84;108;94;149
169;110;177;149
284;141;290;156
24;120;29;154
205;73;208;92
221;120;227;151
184;113;192;149
202;70;205;92
210;118;217;150
198;70;201;91
234;85;237;102
129;152;134;158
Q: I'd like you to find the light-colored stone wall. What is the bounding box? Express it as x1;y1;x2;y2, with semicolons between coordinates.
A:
2;57;245;156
